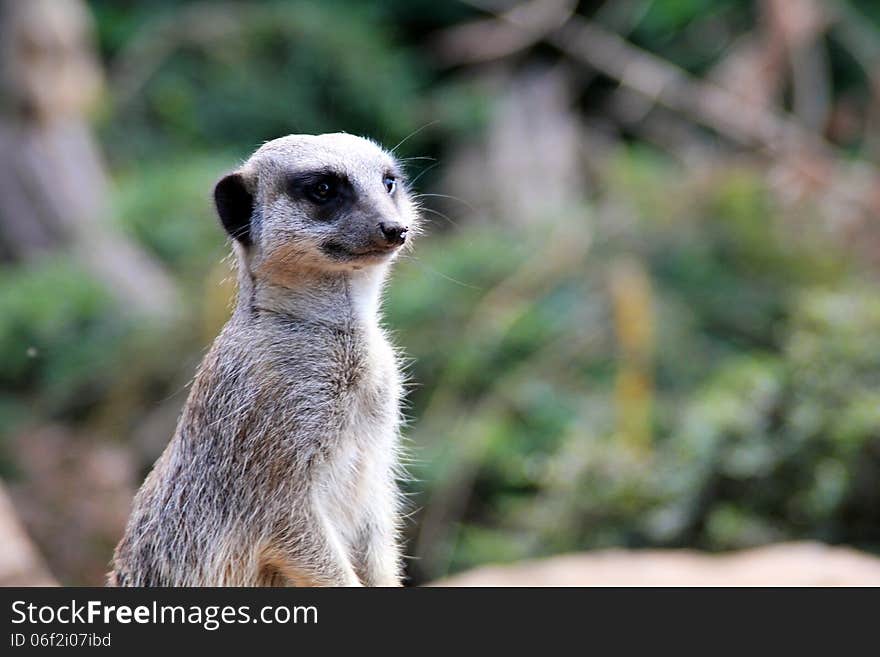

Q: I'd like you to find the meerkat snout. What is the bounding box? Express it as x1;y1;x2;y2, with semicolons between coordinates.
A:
378;222;408;246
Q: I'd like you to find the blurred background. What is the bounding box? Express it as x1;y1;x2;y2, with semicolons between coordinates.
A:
2;0;880;586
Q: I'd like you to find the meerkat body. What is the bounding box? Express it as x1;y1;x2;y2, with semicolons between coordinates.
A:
110;134;418;586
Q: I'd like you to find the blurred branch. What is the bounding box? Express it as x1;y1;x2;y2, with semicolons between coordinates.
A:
442;2;880;241
432;0;576;64
551;15;880;238
603;87;720;165
550;16;821;153
443;1;827;152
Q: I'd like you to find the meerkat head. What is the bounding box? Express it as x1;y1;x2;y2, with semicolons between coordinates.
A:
213;133;419;284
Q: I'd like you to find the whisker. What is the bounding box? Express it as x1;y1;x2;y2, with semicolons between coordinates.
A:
419;206;460;228
413;192;476;211
399;254;483;290
391;121;440;154
407;162;440;188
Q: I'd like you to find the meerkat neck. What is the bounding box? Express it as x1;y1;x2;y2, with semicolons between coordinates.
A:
244;266;388;329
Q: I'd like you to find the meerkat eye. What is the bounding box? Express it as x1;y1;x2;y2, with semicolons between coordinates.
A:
306;177;338;204
383;175;397;195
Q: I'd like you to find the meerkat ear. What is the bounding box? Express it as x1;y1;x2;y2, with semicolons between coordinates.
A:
214;172;254;247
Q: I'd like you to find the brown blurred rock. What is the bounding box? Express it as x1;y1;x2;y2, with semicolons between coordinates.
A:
0;482;56;586
431;542;880;586
8;425;137;586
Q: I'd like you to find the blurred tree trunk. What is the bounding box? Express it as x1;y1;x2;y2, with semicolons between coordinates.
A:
0;0;178;317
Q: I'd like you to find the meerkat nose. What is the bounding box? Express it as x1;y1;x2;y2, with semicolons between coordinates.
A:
379;222;408;246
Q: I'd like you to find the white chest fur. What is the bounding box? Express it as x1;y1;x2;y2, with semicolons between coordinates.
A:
316;320;401;548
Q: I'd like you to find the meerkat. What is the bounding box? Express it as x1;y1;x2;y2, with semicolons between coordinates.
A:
109;133;419;586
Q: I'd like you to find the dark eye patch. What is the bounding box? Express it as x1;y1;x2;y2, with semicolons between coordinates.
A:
286;169;356;219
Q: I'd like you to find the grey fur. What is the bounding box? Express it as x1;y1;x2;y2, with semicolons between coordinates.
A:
110;133;419;586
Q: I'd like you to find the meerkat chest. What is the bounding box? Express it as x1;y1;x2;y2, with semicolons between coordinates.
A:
328;324;399;429
318;326;400;528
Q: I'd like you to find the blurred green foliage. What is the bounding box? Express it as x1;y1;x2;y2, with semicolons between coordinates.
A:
0;258;120;435
90;0;480;165
388;148;880;580
113;156;228;273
